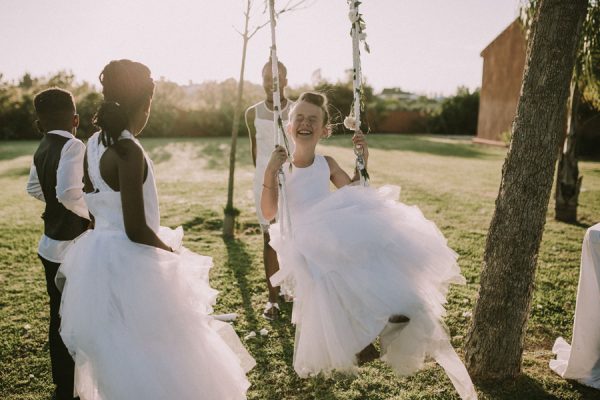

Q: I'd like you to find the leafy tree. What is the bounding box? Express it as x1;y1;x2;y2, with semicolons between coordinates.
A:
314;74;374;134
429;87;479;135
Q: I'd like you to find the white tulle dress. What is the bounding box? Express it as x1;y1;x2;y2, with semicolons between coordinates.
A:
56;131;255;400
269;155;477;400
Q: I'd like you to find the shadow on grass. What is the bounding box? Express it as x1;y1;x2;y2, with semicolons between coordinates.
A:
182;215;224;232
567;381;600;400
222;235;297;334
558;219;592;229
222;237;260;328
221;237;342;399
475;374;591;400
321;134;496;159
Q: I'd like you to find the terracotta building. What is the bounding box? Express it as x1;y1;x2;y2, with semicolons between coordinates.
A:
474;19;527;145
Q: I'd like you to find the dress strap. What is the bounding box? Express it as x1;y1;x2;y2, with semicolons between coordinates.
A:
255;100;292;121
86;132;113;192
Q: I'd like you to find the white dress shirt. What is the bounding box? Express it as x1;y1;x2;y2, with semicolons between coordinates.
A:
27;130;89;263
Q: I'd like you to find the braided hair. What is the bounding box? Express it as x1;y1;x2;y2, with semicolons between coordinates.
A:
93;59;155;149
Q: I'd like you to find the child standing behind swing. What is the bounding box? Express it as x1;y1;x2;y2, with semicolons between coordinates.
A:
261;92;477;400
245;59;294;320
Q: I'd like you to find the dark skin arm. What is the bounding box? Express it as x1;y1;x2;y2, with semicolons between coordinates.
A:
100;140;172;252
245;106;257;166
82;152;95;228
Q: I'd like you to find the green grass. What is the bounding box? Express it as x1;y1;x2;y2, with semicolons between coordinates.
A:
1;134;599;400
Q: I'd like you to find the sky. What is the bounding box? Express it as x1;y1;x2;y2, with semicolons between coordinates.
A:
0;0;522;95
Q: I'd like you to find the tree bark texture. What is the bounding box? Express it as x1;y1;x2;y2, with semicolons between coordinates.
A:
464;0;587;381
555;80;582;223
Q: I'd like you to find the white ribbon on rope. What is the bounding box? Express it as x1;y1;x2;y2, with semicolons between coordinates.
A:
268;0;293;237
347;0;369;186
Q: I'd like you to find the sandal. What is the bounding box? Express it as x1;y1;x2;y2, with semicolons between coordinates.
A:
263;301;280;320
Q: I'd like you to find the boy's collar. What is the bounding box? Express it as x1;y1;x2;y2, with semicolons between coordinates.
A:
47;130;75;139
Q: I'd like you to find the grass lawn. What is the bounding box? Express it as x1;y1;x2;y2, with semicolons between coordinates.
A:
1;134;599;400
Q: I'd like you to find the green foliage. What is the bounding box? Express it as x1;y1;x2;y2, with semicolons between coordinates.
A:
0;71;101;140
310;79;477;136
428;87;480;135
521;0;600;110
0;70;481;139
0;73;266;140
578;1;600;109
313;73;374;134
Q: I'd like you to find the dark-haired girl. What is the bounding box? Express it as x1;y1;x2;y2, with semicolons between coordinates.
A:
56;60;254;400
262;92;477;399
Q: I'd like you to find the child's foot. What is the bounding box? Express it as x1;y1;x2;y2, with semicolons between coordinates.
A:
263;301;280;320
356;343;380;366
388;314;410;323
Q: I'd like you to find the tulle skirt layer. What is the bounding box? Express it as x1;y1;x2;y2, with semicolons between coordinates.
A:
57;226;254;400
270;185;476;399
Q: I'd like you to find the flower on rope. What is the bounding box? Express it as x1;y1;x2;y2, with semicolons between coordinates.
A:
347;1;370;53
344;115;358;131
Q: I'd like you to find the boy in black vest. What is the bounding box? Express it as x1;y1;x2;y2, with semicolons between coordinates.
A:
26;88;89;400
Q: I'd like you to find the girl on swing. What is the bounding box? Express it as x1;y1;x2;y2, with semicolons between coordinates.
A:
261;92;477;400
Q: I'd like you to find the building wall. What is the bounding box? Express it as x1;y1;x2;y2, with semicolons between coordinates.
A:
476;19;527;143
372;110;428;133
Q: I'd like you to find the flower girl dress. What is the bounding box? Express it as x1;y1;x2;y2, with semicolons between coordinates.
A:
56;131;255;400
269;154;476;400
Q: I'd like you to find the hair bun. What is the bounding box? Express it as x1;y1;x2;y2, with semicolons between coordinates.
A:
299;92;326;107
94;101;128;146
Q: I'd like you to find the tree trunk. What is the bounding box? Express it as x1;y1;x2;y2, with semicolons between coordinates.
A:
555;80;583;223
464;0;587;381
223;3;251;238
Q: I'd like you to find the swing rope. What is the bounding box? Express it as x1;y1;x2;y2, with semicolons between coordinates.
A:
268;0;293;237
347;0;370;186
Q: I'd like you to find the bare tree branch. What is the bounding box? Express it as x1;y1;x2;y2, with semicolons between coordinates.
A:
233;25;244;36
248;20;271;39
281;0;311;12
277;0;313;15
260;0;313;16
249;0;312;35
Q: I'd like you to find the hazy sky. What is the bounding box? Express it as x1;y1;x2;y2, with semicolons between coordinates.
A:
0;0;521;95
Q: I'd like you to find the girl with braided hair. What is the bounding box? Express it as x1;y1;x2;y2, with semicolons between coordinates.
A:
56;59;254;400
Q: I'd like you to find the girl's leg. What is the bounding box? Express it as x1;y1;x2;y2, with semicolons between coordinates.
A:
263;230;280;319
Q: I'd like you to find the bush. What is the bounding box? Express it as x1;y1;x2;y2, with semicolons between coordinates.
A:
429;87;480;135
0;72;266;140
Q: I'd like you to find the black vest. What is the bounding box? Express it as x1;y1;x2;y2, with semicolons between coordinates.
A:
33;133;88;241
